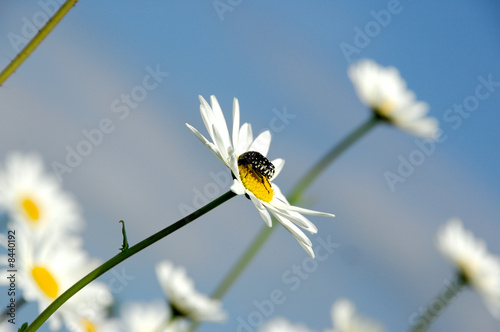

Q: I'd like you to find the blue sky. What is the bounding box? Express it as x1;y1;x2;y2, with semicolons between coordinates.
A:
1;0;500;331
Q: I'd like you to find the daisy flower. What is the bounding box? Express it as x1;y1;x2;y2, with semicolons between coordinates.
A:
0;152;83;239
348;59;438;139
259;317;314;332
155;260;226;323
0;320;14;332
63;310;120;332
437;218;500;319
60;279;116;332
186;95;334;258
0;234;112;330
120;301;186;332
325;299;385;332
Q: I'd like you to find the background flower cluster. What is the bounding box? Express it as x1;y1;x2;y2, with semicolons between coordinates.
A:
1;1;499;331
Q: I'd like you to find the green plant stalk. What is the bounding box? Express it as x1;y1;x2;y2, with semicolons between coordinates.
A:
287;115;379;203
408;273;466;332
24;190;237;332
0;0;79;86
211;115;380;301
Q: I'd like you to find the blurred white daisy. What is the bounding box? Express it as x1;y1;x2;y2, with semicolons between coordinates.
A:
437;218;500;319
63;310;120;332
186;95;334;258
155;260;226;323
325;299;385;332
348;59;438;139
0;320;14;332
0;235;112;330
61;280;116;332
259;317;314;332
0;152;83;239
120;301;186;332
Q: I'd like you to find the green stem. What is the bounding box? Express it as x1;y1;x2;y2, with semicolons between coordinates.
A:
408;273;466;332
24;190;236;332
210;116;379;301
211;222;275;300
288;115;379;203
0;0;79;86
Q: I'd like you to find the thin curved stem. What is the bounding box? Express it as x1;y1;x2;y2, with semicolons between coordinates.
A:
211;222;274;300
210;115;379;301
408;273;466;332
24;190;236;332
0;0;79;86
288;115;379;203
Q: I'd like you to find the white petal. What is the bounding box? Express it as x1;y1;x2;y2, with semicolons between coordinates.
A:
230;179;246;195
232;98;240;149
199;95;216;140
404;117;439;139
273;212;313;249
267;204;318;234
271;200;335;218
270;158;285;180
236;123;253;155
209;95;232;149
298;241;315;258
211;124;230;164
185;123;224;163
270;184;288;204
250;195;273;227
250;130;272;156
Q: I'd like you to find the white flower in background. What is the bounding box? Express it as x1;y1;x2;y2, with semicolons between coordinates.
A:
61;279;116;332
348;59;438;139
437;218;500;319
0;320;14;332
325;299;385;332
155;260;226;323
259;317;314;332
120;301;186;332
186;95;334;257
63;311;120;332
0;152;83;239
0;235;112;330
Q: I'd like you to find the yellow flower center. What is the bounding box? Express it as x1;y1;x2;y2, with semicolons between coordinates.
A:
238;164;274;202
31;266;59;299
21;197;40;223
375;99;395;117
82;319;97;332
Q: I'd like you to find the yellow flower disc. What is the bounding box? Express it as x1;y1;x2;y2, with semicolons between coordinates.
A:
32;266;59;299
238;164;274;202
82;319;97;332
376;99;395;118
21;197;40;223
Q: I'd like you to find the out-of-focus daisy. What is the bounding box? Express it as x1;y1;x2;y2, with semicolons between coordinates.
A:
348;59;438;139
155;260;226;323
61;280;116;332
120;301;187;332
0;235;112;330
437;218;500;319
259;317;314;332
186;95;334;257
0;152;83;239
63;310;120;332
325;299;385;332
0;320;14;332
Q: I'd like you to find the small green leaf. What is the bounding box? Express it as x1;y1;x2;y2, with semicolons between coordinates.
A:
119;220;129;252
18;322;28;332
